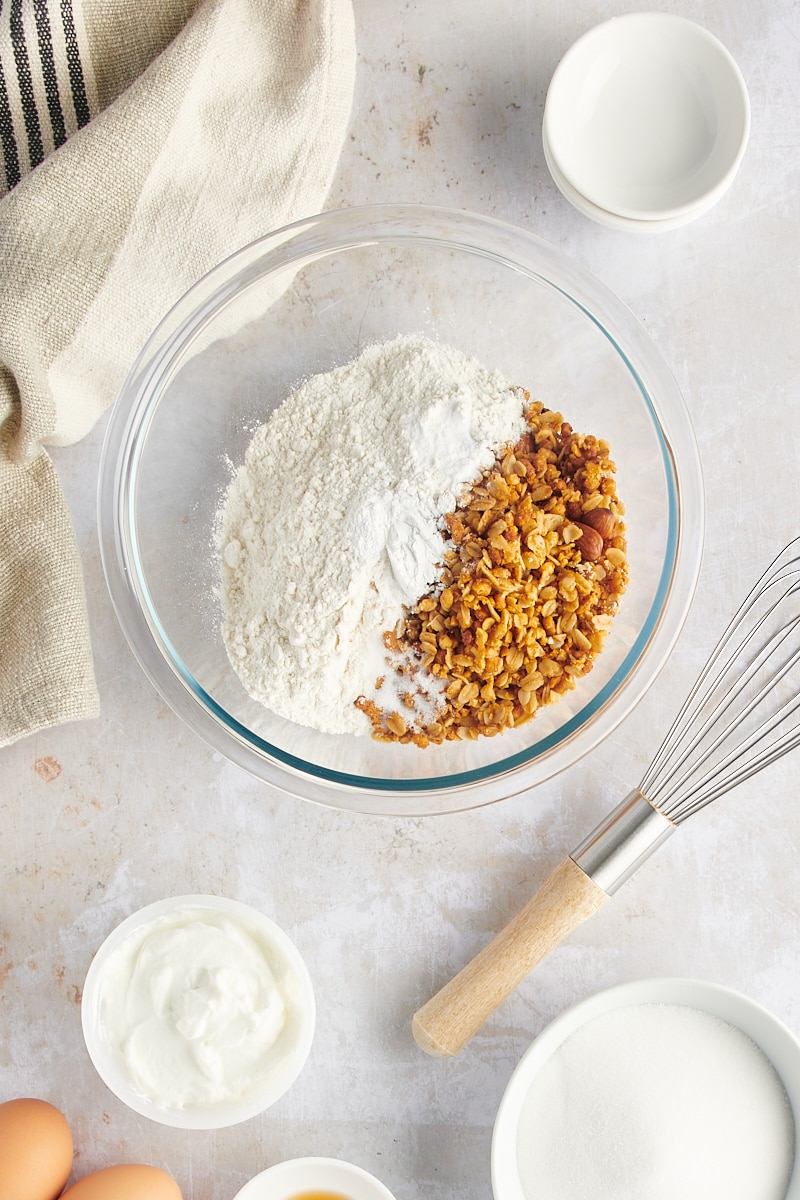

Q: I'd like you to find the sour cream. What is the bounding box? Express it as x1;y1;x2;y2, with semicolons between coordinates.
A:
89;901;312;1111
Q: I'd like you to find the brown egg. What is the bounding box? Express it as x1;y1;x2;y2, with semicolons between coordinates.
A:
61;1164;183;1200
0;1097;74;1200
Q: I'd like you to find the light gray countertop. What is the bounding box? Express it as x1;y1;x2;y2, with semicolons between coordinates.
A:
3;0;800;1196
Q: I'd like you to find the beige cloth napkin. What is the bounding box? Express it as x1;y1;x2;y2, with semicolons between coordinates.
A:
0;0;355;747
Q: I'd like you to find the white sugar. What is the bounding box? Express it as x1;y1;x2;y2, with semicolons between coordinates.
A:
516;1003;794;1200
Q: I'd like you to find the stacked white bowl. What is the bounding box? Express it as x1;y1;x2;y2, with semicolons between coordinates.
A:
543;14;750;231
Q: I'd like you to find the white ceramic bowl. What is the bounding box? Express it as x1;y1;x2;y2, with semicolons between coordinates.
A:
81;895;315;1129
492;978;800;1199
544;14;750;224
543;127;724;233
233;1158;398;1200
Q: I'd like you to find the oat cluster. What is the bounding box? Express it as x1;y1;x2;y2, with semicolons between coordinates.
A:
355;402;628;747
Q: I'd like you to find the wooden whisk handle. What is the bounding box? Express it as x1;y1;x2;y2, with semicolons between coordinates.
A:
412;792;676;1058
412;856;608;1058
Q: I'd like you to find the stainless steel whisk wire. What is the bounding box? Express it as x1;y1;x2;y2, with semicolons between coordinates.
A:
573;537;800;895
641;539;800;822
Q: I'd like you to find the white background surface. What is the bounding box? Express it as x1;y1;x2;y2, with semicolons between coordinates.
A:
3;0;800;1196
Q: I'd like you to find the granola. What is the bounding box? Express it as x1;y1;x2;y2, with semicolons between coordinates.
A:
355;401;628;746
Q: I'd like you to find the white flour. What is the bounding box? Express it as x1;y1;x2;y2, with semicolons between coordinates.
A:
218;334;527;734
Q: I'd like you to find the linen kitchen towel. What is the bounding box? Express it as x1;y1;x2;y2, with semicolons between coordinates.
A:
0;0;356;746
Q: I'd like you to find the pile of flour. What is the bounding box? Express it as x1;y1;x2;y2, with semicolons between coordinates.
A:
218;334;527;735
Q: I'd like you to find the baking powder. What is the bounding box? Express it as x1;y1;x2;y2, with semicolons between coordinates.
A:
218;335;527;734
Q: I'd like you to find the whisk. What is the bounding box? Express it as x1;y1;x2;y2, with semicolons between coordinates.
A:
413;537;800;1057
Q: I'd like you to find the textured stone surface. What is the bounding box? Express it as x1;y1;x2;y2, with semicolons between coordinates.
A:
3;0;800;1196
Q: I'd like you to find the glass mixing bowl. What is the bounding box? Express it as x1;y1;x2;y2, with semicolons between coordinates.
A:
98;204;704;816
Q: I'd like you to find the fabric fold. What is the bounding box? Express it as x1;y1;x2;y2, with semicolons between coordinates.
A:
0;0;356;747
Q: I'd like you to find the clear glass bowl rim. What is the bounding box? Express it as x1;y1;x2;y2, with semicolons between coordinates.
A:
98;203;704;816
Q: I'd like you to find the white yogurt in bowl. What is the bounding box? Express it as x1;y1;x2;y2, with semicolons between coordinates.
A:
81;895;315;1128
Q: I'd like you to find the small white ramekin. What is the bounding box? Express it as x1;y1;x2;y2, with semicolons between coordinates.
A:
233;1157;398;1200
543;14;750;228
81;894;315;1129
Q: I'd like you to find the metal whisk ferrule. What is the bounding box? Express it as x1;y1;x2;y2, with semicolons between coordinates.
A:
571;788;675;895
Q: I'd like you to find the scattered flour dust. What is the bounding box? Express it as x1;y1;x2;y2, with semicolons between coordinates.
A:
218;334;527;735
